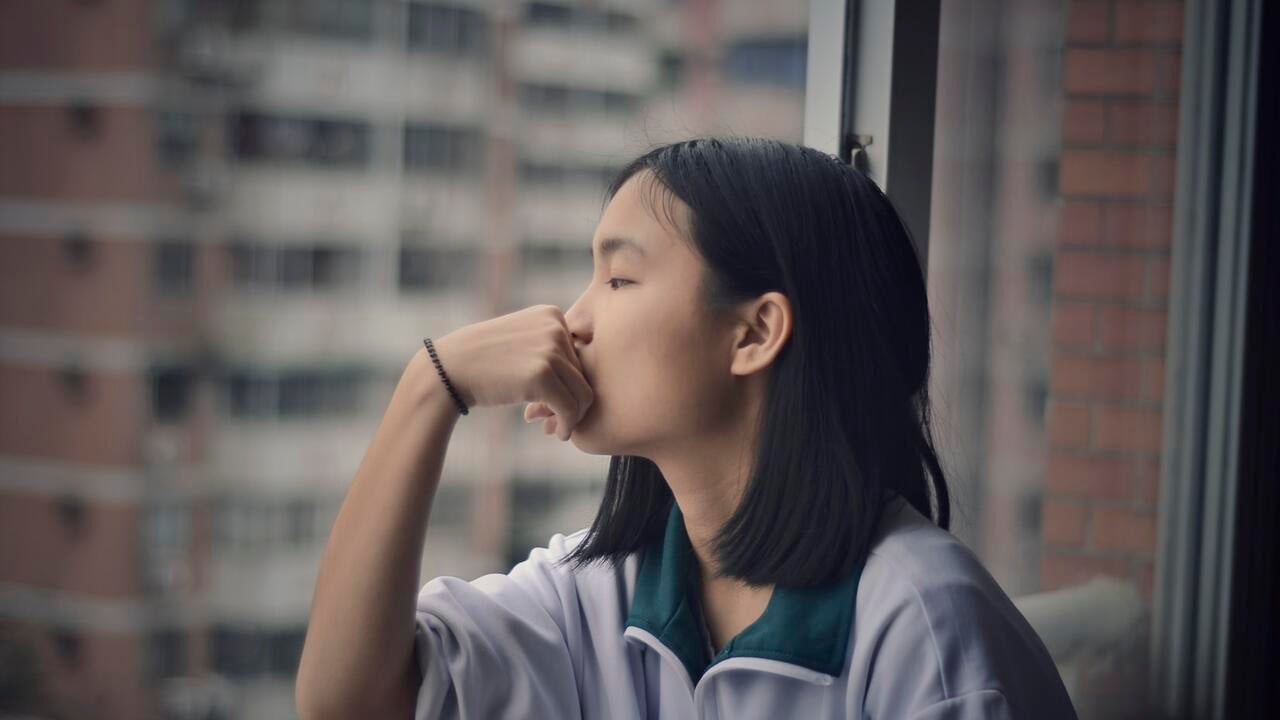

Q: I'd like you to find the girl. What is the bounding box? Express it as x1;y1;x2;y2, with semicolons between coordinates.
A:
296;137;1078;719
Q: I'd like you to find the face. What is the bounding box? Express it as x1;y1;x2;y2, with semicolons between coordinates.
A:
563;171;748;458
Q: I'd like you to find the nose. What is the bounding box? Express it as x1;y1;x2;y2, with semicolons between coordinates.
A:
565;296;590;348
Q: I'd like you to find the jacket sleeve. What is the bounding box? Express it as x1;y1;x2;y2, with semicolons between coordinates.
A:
411;530;587;720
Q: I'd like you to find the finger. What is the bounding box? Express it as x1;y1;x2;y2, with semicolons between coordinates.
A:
539;356;580;442
549;319;590;390
543;415;558;436
547;352;594;428
524;402;552;422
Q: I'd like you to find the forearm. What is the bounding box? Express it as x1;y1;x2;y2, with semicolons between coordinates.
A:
296;347;462;718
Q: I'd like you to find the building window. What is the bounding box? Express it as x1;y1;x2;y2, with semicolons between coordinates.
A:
224;368;366;419
152;365;193;422
223;0;373;41
403;123;485;175
231;111;371;169
209;624;307;680
270;627;306;678
146;628;187;680
286;499;317;545
659;48;686;90
399;245;478;291
287;0;374;41
518;83;639;115
154;239;195;296
524;2;638;33
210;625;269;679
227;241;362;291
407;3;489;56
155;110;200;167
721;36;808;88
520;241;592;273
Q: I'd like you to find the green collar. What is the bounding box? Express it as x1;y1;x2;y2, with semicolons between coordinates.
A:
624;502;863;684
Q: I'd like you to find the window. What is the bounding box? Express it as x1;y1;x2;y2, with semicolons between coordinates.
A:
721;36;808;88
520;241;592;273
231;112;371;168
518;83;640;116
524;2;638;33
407;3;489;56
227;241;362;291
223;0;373;41
146;628;187;679
403;123;485;175
155;110;200;167
398;245;479;291
286;0;373;41
210;625;268;679
152;365;193;422
154;239;195;296
224;368;366;419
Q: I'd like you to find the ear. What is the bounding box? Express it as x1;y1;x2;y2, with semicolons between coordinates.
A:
729;291;793;376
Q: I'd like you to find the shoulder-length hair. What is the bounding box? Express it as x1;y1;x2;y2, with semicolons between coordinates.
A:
556;136;950;588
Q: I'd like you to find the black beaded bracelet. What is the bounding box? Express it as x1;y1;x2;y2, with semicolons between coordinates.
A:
423;337;469;416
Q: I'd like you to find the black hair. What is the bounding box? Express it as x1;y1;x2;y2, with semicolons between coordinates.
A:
556;136;950;588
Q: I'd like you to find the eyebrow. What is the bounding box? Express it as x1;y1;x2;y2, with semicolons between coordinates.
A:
591;236;647;262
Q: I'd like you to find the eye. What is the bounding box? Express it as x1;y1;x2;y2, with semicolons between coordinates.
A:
606;278;633;290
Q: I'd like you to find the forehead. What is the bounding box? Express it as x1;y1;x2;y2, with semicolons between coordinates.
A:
593;171;688;259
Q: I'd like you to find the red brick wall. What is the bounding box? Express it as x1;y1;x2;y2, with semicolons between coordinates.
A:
1045;0;1180;600
1043;1;1183;715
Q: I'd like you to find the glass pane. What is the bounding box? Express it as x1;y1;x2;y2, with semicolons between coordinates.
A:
1;1;810;716
926;2;1183;717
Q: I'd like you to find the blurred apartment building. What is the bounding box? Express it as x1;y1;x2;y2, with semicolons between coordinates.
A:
0;0;808;718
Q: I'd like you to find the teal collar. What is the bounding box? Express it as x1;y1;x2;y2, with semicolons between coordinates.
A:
624;502;863;684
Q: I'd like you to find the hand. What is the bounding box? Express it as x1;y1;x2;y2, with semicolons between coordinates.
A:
431;305;593;441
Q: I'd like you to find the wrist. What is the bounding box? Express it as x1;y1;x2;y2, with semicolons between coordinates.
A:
404;347;467;421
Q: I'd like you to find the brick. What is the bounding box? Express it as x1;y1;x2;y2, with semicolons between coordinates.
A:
1052;301;1097;347
1099;306;1167;351
1103;203;1173;247
1050;351;1145;399
1158;50;1182;97
1136;455;1161;505
1134;558;1156;602
1095;404;1163;452
1060;201;1104;246
1090;505;1158;553
1152;152;1177;196
1107;101;1179;145
1047;401;1092;449
1068;2;1113;44
1044;499;1088;545
1047;451;1138;499
1042;549;1131;590
1064;100;1107;144
1148;254;1171;300
1065;48;1161;95
1142;356;1166;403
1054;250;1148;300
1114;1;1184;45
1061;151;1154;196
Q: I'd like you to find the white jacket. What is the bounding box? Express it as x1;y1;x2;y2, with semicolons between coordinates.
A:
412;496;1078;719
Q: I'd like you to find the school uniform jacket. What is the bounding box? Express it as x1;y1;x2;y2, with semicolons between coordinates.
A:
412;495;1079;719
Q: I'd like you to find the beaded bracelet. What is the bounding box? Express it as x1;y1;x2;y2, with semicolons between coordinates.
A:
423;337;469;416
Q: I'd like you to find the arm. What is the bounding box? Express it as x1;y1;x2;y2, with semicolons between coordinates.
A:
295;347;462;719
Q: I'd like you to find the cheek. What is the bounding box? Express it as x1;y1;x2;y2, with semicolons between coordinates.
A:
605;324;726;429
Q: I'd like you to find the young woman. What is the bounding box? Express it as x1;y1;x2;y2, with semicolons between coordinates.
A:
296;137;1078;719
